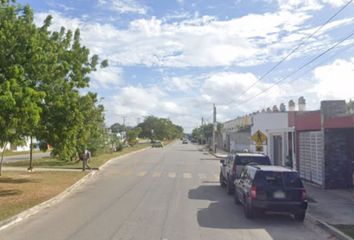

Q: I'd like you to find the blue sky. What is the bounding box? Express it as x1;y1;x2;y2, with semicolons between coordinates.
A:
18;0;354;132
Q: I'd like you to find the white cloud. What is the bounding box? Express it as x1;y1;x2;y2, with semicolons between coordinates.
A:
34;8;342;68
98;0;147;14
90;67;123;89
164;76;198;93
312;58;354;100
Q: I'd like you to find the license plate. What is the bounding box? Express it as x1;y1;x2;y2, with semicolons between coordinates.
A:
273;191;286;199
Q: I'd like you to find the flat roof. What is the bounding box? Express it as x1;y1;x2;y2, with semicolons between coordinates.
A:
249;165;296;172
235;153;265;157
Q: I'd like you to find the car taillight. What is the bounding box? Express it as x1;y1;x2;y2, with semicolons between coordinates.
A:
301;189;307;201
250;186;257;200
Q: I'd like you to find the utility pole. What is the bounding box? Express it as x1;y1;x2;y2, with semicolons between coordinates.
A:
212;104;217;153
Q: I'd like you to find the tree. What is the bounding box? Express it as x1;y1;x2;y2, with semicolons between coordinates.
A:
0;1;45;175
110;123;125;134
33;18;108;161
137;116;184;141
0;1;108;170
126;127;142;146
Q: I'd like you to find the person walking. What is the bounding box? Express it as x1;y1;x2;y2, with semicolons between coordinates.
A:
80;149;91;171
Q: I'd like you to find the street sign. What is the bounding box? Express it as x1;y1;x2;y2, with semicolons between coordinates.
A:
251;130;267;145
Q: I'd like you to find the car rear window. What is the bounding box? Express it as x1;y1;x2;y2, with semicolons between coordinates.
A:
254;171;303;188
236;156;271;166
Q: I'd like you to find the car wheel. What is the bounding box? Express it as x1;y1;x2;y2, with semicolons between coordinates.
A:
234;190;241;205
226;178;234;195
294;212;306;222
219;172;226;188
244;202;254;219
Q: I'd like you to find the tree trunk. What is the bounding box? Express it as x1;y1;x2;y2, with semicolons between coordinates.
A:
0;143;8;176
28;136;33;171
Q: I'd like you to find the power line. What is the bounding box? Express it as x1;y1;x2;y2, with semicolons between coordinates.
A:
239;29;354;105
225;0;353;105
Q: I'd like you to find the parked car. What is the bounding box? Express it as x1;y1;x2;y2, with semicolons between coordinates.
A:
234;165;308;221
182;139;188;144
152;141;163;148
219;153;271;195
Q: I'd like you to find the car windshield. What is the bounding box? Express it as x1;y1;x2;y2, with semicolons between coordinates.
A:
236;156;271;165
254;171;303;188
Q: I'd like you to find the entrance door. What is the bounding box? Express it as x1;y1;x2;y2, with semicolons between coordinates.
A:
273;136;282;166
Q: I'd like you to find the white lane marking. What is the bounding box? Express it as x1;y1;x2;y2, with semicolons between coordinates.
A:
137;171;147;177
183;173;192;179
198;173;207;179
152;172;161;177
168;172;176;178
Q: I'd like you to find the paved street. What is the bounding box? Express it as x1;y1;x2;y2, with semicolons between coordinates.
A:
2;152;51;163
0;142;331;240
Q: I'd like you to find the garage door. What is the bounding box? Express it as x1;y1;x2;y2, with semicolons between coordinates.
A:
299;131;324;185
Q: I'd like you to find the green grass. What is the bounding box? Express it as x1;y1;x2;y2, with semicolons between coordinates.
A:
1;150;41;157
332;225;354;238
4;143;151;169
0;171;86;222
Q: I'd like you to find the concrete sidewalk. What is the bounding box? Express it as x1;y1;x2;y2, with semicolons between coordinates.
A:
210;148;229;158
305;182;354;225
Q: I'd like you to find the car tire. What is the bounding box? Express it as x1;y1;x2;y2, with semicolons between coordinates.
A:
226;177;234;195
294;212;306;222
244;202;254;219
219;172;226;188
234;190;241;205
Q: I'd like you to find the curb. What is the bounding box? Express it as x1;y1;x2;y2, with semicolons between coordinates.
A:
306;214;354;240
0;170;97;232
0;146;151;232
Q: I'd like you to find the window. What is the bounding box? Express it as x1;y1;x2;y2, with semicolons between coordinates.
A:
236;156;271;165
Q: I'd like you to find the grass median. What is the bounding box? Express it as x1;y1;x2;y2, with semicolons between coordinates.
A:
0;143;151;223
0;171;86;222
4;143;151;169
332;225;354;238
1;150;40;157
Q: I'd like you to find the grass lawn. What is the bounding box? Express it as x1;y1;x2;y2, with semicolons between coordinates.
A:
4;143;151;169
332;225;354;238
0;171;86;222
1;150;40;157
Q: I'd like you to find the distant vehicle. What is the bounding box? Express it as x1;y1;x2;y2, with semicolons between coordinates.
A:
182;139;188;144
191;139;197;143
219;153;271;195
152;141;163;148
234;165;308;221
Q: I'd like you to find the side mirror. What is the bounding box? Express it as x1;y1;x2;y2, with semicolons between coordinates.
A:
220;159;225;165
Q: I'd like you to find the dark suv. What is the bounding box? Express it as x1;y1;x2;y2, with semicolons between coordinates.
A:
234;165;308;221
219;153;271;195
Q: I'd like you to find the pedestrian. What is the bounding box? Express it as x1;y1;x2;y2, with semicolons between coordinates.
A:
80;149;91;171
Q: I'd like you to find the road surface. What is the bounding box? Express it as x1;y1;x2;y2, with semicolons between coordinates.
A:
0;142;331;240
2;152;51;163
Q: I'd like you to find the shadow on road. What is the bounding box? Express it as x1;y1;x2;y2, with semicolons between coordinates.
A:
188;184;303;233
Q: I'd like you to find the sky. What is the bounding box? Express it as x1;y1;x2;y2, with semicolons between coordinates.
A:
17;0;354;132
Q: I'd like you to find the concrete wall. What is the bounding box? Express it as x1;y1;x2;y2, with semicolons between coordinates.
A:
229;130;251;153
251;112;289;156
324;128;354;189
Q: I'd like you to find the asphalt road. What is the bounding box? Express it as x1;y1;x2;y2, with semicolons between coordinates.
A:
2;152;51;163
0;142;331;240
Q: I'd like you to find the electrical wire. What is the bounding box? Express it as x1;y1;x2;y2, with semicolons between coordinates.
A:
224;0;354;105
239;29;354;105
